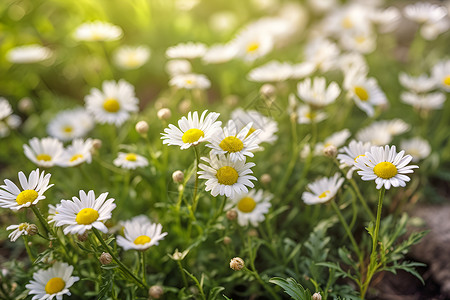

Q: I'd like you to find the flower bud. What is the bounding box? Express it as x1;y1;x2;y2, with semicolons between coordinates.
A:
323;145;337;158
26;224;38;236
260;84;276;98
172;170;184;183
157;108;172;120
312;292;322;300
226;209;237;221
77;232;89;242
135;121;149;134
149;285;164;299
178;99;191;114
260;173;272;185
99;252;113;265
92;139;102;150
18;97;34;114
223;236;231;245
248;229;258;237
230;257;244;271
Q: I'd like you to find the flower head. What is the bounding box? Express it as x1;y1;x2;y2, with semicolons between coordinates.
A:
302;173;344;205
169;73;211;90
23;137;64;167
166;42;207;59
431;59;450;92
337;140;372;178
59;139;93;167
231;109;278;145
7;45;52;64
113;46;150;69
228;189;272;226
116;216;167;251
113;152;149;170
74;21;123;41
297;77;341;108
7;223;32;242
47;108;94;141
400;137;431;162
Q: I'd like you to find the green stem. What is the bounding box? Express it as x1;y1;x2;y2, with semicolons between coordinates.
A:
140;251;147;284
192;146;200;213
23;235;34;262
31;206;51;238
177;260;189;288
92;228;148;290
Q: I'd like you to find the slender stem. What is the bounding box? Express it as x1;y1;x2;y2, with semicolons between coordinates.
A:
177;260;189;288
31;206;51;238
92;228;148;290
140;251;147;284
192;146;200;212
23;236;34;261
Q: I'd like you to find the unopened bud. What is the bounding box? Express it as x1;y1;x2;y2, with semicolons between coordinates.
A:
248;229;258;237
92;139;102;150
260;84;276;98
26;224;38;236
226;209;237;221
323;145;337;158
223;236;231;245
178;99;191;114
260;174;272;185
230;257;244;271
135;121;149;134
18;97;34;113
28;241;32;246
157;108;172;120
312;292;322;300
77;232;89;242
99;252;113;265
172;170;184;183
149;285;164;299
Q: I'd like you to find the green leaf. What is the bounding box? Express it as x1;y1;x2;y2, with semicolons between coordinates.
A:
269;277;312;300
208;286;225;300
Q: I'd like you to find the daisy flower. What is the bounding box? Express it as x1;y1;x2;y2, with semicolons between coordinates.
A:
228;189;272;227
247;61;293;82
302;173;344;205
400;137;431;162
337;140;372;179
113;152;149;169
0;168;53;211
403;2;447;25
355;145;419;190
74;21;123;41
23;137;64;168
166;42;207;59
169;73;211;90
337;53;368;75
202;43;237;64
113;46;150;69
304;38;340;72
314;129;351;155
161;110;221;150
7;223;31;242
231;109;278;145
339;30;376;54
421;18;450;40
369;7;401;33
431;60;450;92
400;91;446;110
85;79;139;126
6;45;52;64
26;262;80;300
59;139;93;167
47;108;95;141
198;153;257;198
206;120;261;162
290;62;316;79
297;77;341;108
231;28;274;62
0;98;13;120
165;59;192;77
322;4;370;36
116;217;167;251
296;105;327;124
399;72;436;93
48;204;60;222
53;190;116;235
356;119;410;145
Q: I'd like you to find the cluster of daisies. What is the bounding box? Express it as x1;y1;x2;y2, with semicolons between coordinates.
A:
162;110;278;226
0;167;167;299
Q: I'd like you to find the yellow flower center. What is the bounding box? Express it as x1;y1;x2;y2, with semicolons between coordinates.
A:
45;277;65;294
185;79;194;85
355;36;366;44
245;127;257;138
125;153;137;161
36;154;52;161
103;98;120;113
16;190;38;205
219;136;244;153
18;223;29;231
237;196;256;213
134;235;151;245
246;42;260;53
125;54;140;67
443;75;450;87
63;126;73;133
354;86;369;101
182;128;204;144
75;208;99;225
373;161;398;179
354;154;365;163
342;17;354;29
216;166;239;185
70;154;83;162
305;111;317;120
318;190;330;199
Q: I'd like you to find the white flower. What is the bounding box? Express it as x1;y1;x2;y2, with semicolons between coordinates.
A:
322;4;371;36
304;38;340;72
202;44;237;64
116;217;167;251
161;110;221;149
337;140;372;179
59;139;93;167
315;129;351;155
198;153;257;198
296;105;327;124
290;62;316;79
165;59;192;76
339;30;377;54
85;79;139;126
369;7;401;33
421;18;450;40
431;60;450;92
400;137;431;162
0;168;53;211
400;91;446;110
48;204;60;222
338;53;368;75
297;77;341;108
399;72;436;93
356;119;410;145
247;61;293;82
228;189;272;226
231;28;274;62
6;223;31;242
74;21;123;41
166;42;207;59
26;262;80;300
113;46;150;69
355;145;419;189
403;2;447;24
169;73;211;90
206;120;261;162
53;190;116;235
24;137;64;168
113;152;149;169
6;45;52;64
47;108;94;141
231;108;278;145
302;174;344;205
0;98;13;120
